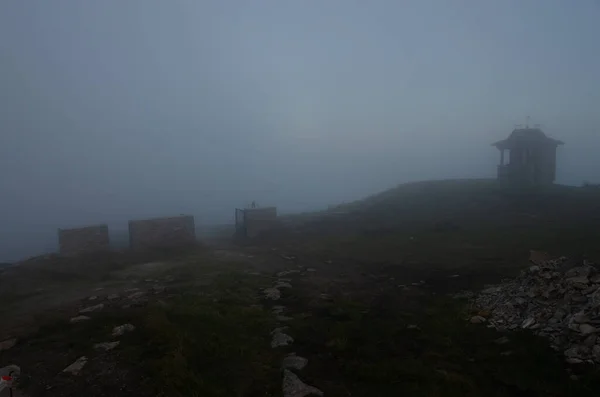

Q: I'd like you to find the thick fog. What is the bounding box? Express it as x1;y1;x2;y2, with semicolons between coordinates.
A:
1;1;599;261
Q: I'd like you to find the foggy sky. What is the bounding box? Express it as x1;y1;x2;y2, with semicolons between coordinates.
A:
1;1;599;261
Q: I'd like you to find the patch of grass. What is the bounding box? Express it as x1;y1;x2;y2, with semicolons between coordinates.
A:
117;272;282;397
7;270;282;397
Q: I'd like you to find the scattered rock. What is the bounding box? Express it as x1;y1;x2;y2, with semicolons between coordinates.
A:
470;316;486;324
282;353;308;370
271;330;294;348
264;288;281;300
564;346;582;358
478;310;491;318
494;336;510;345
0;339;17;352
453;291;475;299
522;317;536;329
275;282;293;289
271;326;290;334
128;291;146;300
307;268;316;273
70;316;91;324
152;286;166;294
112;324;135;337
593;345;600;360
62;357;87;375
282;369;323;397
108;294;119;300
481;286;502;295
277;270;300;277
566;358;584;365
407;324;420;330
473;254;600;364
580;324;597;335
80;303;104;314
583;335;597;347
272;305;286;315
572;312;590;323
94;341;120;351
88;296;98;301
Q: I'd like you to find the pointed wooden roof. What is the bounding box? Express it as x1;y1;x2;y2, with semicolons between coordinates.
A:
492;128;564;150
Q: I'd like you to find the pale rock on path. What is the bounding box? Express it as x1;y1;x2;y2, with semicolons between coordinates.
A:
93;341;120;351
282;369;323;397
271;330;294;348
79;304;104;314
269;257;322;395
264;288;281;301
62;357;87;375
112;324;135;337
69;316;91;324
282;353;308;370
277;270;300;277
272;305;286;315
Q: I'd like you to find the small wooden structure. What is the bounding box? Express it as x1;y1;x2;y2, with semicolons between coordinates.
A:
235;207;278;238
492;125;563;185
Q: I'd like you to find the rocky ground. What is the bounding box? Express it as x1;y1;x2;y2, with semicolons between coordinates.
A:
2;242;600;396
472;251;600;367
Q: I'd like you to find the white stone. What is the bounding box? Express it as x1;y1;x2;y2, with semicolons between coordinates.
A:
470;316;486;324
271;331;294;348
521;317;536;329
112;324;135;337
70;316;91;324
128;291;145;300
94;341;120;351
282;353;308;370
264;288;281;300
62;356;87;375
282;369;323;397
79;304;104;314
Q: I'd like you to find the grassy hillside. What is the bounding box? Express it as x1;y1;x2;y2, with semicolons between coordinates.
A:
275;179;600;284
